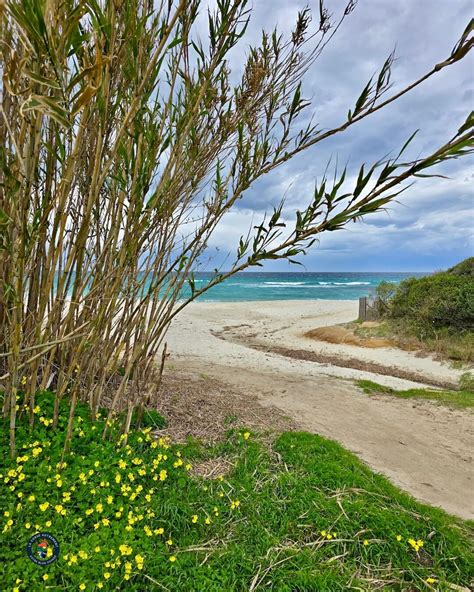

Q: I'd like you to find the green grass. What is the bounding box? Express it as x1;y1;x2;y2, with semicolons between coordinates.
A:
350;318;474;365
356;379;474;410
1;391;473;591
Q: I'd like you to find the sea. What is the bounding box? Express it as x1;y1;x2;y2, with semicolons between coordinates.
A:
186;271;428;302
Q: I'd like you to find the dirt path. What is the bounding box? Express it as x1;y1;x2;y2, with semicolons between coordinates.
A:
166;300;474;520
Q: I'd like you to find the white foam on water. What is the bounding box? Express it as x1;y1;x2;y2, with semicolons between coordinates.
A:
263;281;305;286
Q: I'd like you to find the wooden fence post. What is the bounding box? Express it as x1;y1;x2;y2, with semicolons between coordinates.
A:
358;297;367;321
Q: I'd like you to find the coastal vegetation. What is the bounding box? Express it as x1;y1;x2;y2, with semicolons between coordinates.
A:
356;379;473;410
371;258;474;363
1;392;473;591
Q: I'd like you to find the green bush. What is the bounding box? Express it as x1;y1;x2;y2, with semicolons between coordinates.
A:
389;270;474;336
374;281;398;316
459;372;474;393
448;257;474;277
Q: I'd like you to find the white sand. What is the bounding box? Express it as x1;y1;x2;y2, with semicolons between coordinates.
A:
166;299;473;519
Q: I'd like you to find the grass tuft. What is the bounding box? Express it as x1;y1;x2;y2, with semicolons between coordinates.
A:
356;380;474;410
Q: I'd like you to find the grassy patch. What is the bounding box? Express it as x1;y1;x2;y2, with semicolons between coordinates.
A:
1;392;473;591
350;319;474;364
356;380;474;409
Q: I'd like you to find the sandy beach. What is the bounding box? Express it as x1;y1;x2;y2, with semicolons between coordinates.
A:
166;299;473;520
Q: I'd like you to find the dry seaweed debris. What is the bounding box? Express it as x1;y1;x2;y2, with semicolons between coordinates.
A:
151;369;297;443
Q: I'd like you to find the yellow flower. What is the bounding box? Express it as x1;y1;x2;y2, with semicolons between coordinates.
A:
191;515;198;523
43;574;49;581
39;502;49;512
119;544;132;556
230;500;240;510
32;447;42;457
96;503;103;513
426;577;436;584
169;555;177;562
25;522;31;529
79;584;86;591
396;535;402;542
104;572;111;580
115;473;121;484
363;540;369;546
78;550;88;559
243;431;250;440
166;539;173;546
45;521;52;528
95;546;101;553
205;517;211;525
102;518;110;526
107;495;113;504
94;461;100;468
56;479;63;487
135;554;144;569
97;584;103;589
85;508;94;516
159;470;167;481
154;527;164;535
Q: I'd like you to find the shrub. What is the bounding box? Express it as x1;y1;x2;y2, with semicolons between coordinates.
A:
448;257;474;277
389;270;474;337
374;281;398;316
459;372;474;393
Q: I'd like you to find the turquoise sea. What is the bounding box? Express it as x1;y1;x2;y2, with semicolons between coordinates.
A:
186;272;428;302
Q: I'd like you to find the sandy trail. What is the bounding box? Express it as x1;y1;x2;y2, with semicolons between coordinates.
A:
166;300;473;520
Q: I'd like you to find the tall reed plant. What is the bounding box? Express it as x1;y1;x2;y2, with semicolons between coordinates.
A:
1;0;472;456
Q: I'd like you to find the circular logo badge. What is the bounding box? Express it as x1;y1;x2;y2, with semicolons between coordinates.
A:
26;533;60;566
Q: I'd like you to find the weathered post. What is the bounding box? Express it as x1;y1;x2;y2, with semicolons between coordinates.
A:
358;297;367;321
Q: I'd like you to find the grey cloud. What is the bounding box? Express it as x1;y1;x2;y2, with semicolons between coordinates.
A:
202;0;474;271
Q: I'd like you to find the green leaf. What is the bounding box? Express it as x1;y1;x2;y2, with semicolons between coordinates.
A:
168;37;183;50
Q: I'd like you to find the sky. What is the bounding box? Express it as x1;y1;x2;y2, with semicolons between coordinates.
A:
201;0;474;272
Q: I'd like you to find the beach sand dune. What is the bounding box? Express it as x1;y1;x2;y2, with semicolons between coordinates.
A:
166;299;473;520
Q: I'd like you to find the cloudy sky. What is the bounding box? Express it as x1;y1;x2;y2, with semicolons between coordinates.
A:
203;0;473;272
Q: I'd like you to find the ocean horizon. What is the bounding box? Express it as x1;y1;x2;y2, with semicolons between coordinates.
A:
185;271;429;302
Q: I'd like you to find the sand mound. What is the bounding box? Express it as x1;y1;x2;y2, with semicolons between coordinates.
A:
304;325;394;348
